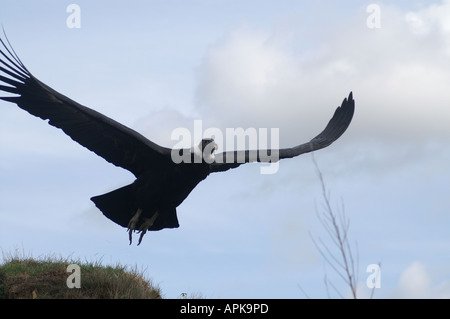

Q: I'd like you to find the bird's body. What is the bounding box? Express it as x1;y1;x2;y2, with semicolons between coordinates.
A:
92;158;211;244
0;34;355;245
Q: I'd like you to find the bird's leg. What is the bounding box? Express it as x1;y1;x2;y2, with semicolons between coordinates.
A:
127;208;143;245
137;211;159;246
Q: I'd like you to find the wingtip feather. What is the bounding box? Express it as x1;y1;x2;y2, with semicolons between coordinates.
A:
0;96;20;103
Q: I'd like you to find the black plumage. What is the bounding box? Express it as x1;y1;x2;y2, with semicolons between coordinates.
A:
0;35;355;245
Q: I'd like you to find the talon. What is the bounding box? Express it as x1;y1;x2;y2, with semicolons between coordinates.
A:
127;208;143;245
137;230;147;246
128;228;133;245
128;208;142;229
136;211;159;246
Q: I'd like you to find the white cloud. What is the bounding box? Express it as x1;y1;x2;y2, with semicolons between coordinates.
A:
405;0;450;36
397;261;432;298
194;2;450;150
392;261;450;298
133;108;198;148
195;25;301;133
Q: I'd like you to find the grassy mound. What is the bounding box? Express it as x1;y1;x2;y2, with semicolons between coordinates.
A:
0;256;162;299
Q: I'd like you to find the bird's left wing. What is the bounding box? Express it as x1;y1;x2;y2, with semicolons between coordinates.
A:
0;36;172;177
210;92;355;173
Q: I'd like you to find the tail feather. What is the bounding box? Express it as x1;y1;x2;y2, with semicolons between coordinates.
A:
91;184;137;228
91;183;180;232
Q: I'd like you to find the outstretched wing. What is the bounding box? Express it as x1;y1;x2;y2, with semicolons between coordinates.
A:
210;92;355;173
0;36;172;177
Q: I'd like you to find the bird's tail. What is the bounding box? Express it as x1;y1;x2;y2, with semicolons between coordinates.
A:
91;184;137;228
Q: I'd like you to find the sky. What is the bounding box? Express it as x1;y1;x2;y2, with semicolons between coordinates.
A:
0;0;449;299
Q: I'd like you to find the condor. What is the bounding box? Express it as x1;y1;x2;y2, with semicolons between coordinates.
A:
0;35;354;245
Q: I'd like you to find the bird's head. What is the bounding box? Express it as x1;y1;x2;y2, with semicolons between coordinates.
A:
199;138;218;163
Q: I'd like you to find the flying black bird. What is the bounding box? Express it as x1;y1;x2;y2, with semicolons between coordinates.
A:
0;36;355;245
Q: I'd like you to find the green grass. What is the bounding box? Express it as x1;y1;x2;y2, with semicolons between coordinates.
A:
0;253;162;299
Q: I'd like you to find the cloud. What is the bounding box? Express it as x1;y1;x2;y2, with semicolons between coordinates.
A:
405;0;450;38
396;261;432;298
133;107;198;148
195;24;327;146
392;261;450;298
194;2;450;149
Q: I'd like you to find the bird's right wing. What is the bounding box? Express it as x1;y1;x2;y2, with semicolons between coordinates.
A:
0;35;172;177
210;92;355;173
